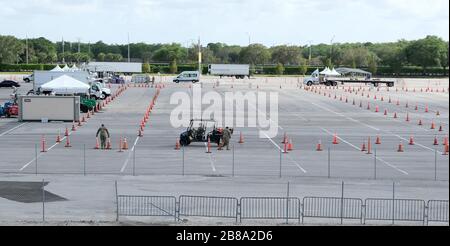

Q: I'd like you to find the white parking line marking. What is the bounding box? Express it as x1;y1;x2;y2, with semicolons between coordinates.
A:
20;133;69;171
0;123;27;137
320;127;409;175
261;132;307;173
120;136;140;173
204;142;216;172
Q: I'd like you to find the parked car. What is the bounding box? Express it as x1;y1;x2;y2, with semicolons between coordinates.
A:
173;71;200;83
23;74;33;83
0;80;20;88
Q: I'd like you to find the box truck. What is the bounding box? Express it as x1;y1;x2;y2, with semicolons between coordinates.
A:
208;64;250;79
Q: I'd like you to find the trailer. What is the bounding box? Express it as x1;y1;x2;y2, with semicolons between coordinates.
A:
303;67;395;87
86;62;142;75
33;70;93;91
208;64;250;79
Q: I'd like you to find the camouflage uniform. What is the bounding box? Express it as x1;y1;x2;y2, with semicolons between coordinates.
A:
96;125;110;149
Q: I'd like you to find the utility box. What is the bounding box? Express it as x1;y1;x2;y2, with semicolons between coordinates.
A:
18;96;80;122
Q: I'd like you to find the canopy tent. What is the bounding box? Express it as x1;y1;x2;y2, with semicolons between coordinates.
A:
50;65;64;72
40;75;90;94
319;67;333;75
329;68;341;76
70;64;79;71
62;64;70;71
335;67;372;76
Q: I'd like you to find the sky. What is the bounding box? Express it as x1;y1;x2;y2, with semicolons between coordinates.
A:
0;0;448;46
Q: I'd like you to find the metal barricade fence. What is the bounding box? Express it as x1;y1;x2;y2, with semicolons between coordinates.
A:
117;195;177;220
302;197;363;223
179;195;239;221
364;198;425;224
427;200;449;225
239;197;301;223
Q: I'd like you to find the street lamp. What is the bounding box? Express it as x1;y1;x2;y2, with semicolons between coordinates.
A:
330;35;335;66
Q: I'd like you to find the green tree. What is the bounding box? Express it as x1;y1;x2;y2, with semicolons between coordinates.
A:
169;59;178;74
0;35;24;64
405;35;447;71
142;63;151;73
239;44;271;65
270;45;302;65
368;54;378;75
299;58;308;75
97;52;106;61
275;63;285;75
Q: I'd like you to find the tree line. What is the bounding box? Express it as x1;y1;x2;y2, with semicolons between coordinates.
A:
0;35;448;74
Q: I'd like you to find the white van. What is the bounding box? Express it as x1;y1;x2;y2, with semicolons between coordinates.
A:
173;71;200;83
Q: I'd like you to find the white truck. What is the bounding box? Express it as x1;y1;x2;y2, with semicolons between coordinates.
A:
86;62;142;75
33;70;93;91
208;64;250;79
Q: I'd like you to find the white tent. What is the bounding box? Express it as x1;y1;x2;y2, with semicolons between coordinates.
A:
70;64;79;71
62;64;70;71
329;68;341;76
40;75;90;94
320;67;333;75
50;65;64;72
311;68;320;76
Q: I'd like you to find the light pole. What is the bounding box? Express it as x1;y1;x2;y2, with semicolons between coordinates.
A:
246;32;251;46
330;35;335;66
26;35;29;64
127;32;130;63
308;40;313;65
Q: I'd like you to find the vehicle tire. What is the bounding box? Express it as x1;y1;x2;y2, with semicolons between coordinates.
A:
180;135;190;146
388;82;394;87
174;80;179;83
373;83;379;87
325;82;331;86
24;78;30;83
307;81;313;86
333;82;338;86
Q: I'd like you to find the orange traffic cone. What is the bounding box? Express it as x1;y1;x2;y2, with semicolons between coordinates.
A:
409;136;415;145
397;142;404;152
65;135;72;148
375;106;379;113
384;109;388;116
425;105;429;113
138;129;143;137
361;142;367;152
118;137;123;152
444;144;449;155
437;111;440;116
443;136;449;146
206;137;212;153
41;135;47;152
122;138;129;150
431;122;436;129
433;136;439;146
394;112;398;119
94;138;100;149
87;111;91;118
375;136;381;145
78;119;82;127
332;133;339;144
418;119;423;126
316;140;323;151
406;113;410;122
175;138;180;150
439;124;443;132
106;138;112;150
71;122;77;131
65;127;69;136
81;116;86;123
287;139;293;151
239;132;244;144
415;105;418;111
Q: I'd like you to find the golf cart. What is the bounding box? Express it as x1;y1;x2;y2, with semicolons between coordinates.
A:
179;119;233;146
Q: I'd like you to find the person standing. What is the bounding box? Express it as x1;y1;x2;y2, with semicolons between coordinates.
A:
96;124;110;149
221;127;232;150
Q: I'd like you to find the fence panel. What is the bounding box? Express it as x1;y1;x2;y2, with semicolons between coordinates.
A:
365;198;425;223
427;200;449;223
302;197;362;220
117;195;176;217
240;197;300;221
179;195;238;219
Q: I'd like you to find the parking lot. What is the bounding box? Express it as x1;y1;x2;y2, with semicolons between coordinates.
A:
0;75;448;224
